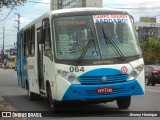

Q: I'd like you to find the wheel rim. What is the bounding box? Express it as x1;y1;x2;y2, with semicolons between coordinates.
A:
145;78;148;85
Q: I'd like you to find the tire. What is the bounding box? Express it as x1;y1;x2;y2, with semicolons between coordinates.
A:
151;81;156;86
27;82;39;101
145;78;151;85
47;85;59;112
116;96;131;109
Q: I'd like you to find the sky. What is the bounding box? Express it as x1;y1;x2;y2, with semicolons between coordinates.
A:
1;0;160;49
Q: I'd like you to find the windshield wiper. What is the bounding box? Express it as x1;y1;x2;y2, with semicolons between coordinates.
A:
77;28;96;63
102;25;126;60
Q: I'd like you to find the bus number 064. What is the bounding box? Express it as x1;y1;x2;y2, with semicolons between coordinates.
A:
69;67;85;72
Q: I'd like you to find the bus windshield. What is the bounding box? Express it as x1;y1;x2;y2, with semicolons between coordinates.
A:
53;14;141;61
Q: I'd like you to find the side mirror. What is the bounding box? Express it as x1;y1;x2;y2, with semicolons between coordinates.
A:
43;21;49;29
41;20;50;44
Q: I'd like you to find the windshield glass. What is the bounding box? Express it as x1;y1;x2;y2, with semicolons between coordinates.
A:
54;16;100;60
53;14;141;60
94;14;141;58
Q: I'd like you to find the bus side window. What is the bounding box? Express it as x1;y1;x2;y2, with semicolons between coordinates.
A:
42;19;51;50
30;25;35;56
24;29;30;57
17;33;21;58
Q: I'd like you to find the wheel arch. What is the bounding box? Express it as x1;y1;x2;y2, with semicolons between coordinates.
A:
25;79;29;90
46;80;51;96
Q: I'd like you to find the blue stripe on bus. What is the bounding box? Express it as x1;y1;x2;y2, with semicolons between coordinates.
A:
62;80;144;101
16;29;28;89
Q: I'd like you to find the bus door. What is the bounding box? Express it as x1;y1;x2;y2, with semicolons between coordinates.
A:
17;30;25;88
37;27;45;91
41;18;52;92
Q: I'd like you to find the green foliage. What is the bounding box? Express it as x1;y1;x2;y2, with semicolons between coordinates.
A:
141;38;160;65
0;0;26;9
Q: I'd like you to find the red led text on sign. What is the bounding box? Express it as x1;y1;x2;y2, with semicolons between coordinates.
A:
59;20;87;26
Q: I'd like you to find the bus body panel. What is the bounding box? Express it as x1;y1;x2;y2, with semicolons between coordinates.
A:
56;75;70;100
43;56;57;99
27;57;40;94
16;8;145;108
129;58;145;92
17;29;28;89
62;80;144;101
54;58;144;101
55;64;132;77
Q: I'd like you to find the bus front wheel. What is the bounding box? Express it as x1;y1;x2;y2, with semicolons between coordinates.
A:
116;96;131;109
47;85;59;112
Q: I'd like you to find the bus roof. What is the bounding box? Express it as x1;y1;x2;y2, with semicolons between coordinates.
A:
20;7;129;31
50;7;128;15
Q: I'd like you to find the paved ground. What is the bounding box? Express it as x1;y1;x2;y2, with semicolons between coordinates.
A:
0;96;16;111
0;69;16;112
0;96;27;120
0;68;26;120
0;69;16;111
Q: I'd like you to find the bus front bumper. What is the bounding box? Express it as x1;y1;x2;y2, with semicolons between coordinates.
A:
62;80;144;101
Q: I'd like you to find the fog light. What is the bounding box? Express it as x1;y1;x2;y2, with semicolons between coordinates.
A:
72;90;77;94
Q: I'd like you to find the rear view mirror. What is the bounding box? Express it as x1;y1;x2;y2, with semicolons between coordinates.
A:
43;21;49;29
41;19;50;44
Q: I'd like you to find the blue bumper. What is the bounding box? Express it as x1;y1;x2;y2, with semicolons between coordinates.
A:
62;80;144;101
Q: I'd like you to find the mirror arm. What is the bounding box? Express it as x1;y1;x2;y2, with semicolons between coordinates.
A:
130;15;134;23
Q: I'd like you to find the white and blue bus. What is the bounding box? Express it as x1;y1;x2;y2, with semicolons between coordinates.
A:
17;8;145;111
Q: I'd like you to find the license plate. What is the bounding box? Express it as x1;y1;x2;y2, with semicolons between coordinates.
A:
97;87;113;94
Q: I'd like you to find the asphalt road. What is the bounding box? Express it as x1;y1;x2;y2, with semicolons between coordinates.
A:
0;69;160;120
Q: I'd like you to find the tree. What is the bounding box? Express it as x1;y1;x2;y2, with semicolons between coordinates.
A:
141;38;160;65
0;0;26;9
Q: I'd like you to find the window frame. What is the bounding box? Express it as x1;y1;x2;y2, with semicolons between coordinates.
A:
30;25;35;56
24;28;30;57
42;18;52;50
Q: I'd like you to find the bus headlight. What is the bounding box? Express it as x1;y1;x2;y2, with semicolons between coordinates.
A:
57;69;61;74
57;69;80;84
128;64;144;81
68;75;75;82
61;71;67;77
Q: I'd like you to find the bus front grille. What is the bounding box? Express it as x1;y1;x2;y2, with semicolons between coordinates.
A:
78;74;128;85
